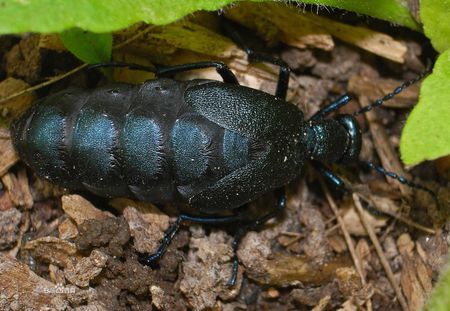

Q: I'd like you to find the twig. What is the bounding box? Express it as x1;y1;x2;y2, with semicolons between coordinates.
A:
352;193;409;311
0;64;88;105
0;24;155;105
325;223;340;236
358;193;436;235
321;181;372;311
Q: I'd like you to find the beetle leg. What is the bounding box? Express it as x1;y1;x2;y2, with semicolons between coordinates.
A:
314;160;440;209
138;217;183;265
311;160;347;191
155;62;239;85
220;17;290;99
309;95;351;121
138;213;241;265
227;187;286;287
90;61;239;84
312;160;395;217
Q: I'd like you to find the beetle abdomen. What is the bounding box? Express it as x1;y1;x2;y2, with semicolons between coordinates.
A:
11;79;251;205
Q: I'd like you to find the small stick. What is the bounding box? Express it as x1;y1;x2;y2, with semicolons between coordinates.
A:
0;25;155;105
321;181;372;311
360;194;436;235
353;193;409;311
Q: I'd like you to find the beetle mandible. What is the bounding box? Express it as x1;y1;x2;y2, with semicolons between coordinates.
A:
9;19;431;286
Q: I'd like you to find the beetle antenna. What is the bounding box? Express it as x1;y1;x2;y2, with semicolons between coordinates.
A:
361;160;440;206
353;68;432;117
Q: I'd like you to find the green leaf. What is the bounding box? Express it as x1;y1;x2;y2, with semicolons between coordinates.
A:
292;0;420;30
0;0;236;34
400;49;450;165
424;254;450;311
0;0;419;35
420;0;450;52
60;29;112;64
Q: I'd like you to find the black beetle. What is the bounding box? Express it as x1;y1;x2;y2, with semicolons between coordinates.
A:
9;21;431;286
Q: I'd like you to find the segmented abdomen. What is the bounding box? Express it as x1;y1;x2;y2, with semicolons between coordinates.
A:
11;79;251;205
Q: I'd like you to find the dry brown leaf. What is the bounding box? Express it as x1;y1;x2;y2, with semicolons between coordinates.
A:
341;207;387;236
225;2;334;50
328;235;348;253
149;21;242;58
115;20;243;66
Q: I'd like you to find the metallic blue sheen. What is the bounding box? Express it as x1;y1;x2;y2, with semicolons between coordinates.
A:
171;119;209;184
122;116;163;180
72;109;115;177
27;106;65;176
223;129;249;171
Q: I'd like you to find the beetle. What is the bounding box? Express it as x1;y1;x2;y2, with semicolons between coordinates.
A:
9;20;432;286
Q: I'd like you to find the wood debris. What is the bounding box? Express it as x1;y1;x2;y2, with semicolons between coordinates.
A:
180;229;242;311
225;2;334;51
0;2;446;310
58;218;79;240
0;255;70;310
1;169;33;210
349;74;421;109
0;208;22;250
225;2;407;62
61;194;114;225
398;233;433;311
0;130;17;177
22;236;79;268
0;77;35;123
238;231;351;286
64;249;109;287
122;205;169;253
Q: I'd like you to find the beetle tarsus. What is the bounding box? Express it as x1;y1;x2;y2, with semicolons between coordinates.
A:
227;255;239;287
138;213;243;269
220;16;290;99
226;187;286;287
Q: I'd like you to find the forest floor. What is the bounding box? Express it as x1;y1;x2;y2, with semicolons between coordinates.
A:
0;2;449;310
